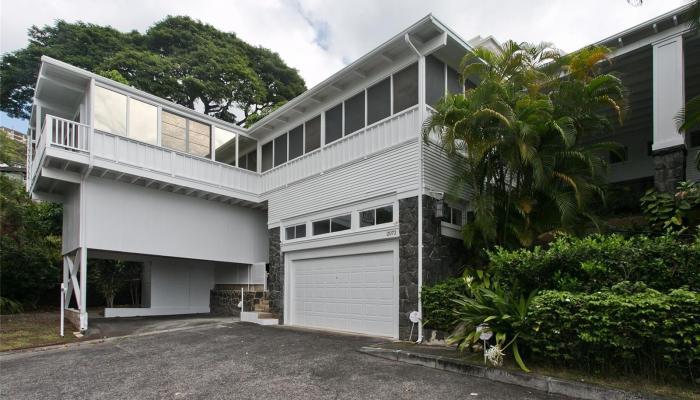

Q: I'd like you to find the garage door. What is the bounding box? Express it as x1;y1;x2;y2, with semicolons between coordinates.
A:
290;251;396;337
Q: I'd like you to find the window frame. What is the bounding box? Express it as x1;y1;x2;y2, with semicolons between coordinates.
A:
359;204;394;228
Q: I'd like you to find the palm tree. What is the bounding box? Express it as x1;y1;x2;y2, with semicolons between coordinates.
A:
423;41;625;249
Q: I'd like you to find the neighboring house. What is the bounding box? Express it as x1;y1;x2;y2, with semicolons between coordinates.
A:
1;127;27;181
25;5;698;338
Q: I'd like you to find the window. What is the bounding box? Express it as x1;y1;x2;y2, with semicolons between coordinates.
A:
312;219;330;235
161;111;211;158
442;205;463;226
288;125;304;160
447;67;462;95
393;63;418;113
238;136;257;171
610;146;628;164
95;86;127;136
214;126;237;165
261;141;273;172
367;78;391;125
360;205;393;227
274;133;287;167
426;55;446;107
312;214;352;235
161;111;187;152
285;224;307;240
344;92;365;135
305;116;321;152
325;104;343;144
128;98;157;144
331;214;351;232
188;120;211;157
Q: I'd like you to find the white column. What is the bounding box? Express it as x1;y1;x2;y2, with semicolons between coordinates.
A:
652;33;685;151
79;247;88;331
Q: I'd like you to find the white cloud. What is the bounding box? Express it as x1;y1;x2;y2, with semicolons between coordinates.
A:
0;0;690;131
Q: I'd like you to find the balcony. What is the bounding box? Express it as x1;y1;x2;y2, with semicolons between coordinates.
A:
29;115;262;206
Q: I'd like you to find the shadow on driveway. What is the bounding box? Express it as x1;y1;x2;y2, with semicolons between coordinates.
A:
87;314;238;338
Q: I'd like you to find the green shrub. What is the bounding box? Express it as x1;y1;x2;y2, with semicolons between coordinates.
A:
421;278;468;332
0;297;24;314
487;231;700;294
528;284;700;380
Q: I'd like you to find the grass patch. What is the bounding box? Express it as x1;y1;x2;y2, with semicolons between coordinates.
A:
376;342;700;400
0;312;83;351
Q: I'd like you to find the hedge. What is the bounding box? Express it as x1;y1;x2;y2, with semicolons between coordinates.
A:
421;278;467;332
528;283;700;379
488;232;700;294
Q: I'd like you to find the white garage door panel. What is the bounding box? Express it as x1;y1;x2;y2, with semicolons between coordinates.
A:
291;251;395;337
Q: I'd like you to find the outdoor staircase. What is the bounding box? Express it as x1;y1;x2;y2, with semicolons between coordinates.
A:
240;298;279;326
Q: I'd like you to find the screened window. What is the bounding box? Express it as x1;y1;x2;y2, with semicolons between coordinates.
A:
238;136;257;171
274;133;287;167
367;78;391;125
128;98;157;144
214;126;237;165
261;141;273;172
325;104;343;144
447;67;462;94
305;115;321;152
426;55;446;107
393;63;418;113
288;125;304;160
161;111;187;153
94;86;127;136
360;205;393;227
285;224;307;240
344;92;365;135
312;219;330;235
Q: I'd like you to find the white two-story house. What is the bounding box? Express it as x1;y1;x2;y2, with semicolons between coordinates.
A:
25;5;698;340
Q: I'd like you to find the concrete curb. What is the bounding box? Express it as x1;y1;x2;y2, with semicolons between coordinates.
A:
0;322;231;359
358;346;665;400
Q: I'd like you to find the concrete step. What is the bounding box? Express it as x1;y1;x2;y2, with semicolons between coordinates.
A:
256;312;276;319
256;318;279;326
240;311;279;326
254;305;269;312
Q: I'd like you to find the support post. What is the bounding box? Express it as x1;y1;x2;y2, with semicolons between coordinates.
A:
79;247;88;331
60;283;65;337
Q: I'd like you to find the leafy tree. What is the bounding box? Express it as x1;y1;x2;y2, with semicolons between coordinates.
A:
423;42;625;250
0;130;62;307
1;16;306;126
89;260;141;308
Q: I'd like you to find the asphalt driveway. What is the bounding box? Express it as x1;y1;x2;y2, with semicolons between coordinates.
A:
0;322;567;399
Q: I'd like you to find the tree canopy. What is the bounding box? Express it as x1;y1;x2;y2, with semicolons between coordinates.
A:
0;16;306;126
423;41;626;250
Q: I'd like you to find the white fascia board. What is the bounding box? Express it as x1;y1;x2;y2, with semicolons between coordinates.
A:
38;56;250;138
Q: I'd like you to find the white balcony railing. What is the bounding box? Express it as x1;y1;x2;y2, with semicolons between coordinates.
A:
260;105;420;193
30;114;260;198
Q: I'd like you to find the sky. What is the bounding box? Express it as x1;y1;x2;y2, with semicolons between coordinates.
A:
0;0;689;132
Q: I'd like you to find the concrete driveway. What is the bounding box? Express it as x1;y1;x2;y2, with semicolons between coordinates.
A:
0;322;567;399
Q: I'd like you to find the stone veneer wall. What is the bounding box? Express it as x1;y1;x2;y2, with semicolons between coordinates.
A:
421;195;467;286
267;227;283;321
398;197;419;340
653;146;686;193
210;287;267;316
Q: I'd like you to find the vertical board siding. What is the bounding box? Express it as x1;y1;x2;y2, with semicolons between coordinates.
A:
92;130;260;194
688;148;700;183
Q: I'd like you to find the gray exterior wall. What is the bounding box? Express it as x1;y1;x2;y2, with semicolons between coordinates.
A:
83;176;269;264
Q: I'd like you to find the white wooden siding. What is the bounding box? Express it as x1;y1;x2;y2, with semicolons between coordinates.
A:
266;140;419;224
423;142;470;199
61;184;81;254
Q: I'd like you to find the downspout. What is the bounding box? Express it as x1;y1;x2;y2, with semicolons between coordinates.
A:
404;33;424;343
